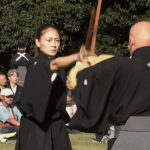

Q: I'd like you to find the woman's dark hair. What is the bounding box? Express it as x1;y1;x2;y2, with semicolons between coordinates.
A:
34;24;60;58
36;24;60;40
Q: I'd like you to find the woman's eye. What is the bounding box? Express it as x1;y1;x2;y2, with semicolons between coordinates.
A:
47;39;51;42
46;39;60;42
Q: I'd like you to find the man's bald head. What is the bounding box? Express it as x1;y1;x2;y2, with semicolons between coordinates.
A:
129;21;150;55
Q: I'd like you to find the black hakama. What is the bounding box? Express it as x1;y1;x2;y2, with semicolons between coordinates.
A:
15;52;72;150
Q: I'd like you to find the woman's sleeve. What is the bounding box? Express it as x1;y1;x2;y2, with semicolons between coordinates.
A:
19;58;52;123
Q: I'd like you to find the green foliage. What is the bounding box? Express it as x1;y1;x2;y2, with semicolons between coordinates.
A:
0;133;107;150
1;0;150;58
97;0;150;55
0;0;92;55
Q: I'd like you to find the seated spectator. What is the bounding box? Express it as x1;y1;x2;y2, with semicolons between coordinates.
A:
0;71;7;101
7;69;23;107
0;71;7;92
0;88;22;138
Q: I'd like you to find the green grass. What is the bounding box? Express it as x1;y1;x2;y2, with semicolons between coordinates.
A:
0;133;107;150
70;132;107;150
0;139;16;150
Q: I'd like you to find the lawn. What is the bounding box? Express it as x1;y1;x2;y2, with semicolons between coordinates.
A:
0;132;107;150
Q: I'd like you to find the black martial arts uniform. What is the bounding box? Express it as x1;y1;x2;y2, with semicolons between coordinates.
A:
15;52;71;150
70;46;150;150
10;52;32;69
10;52;32;86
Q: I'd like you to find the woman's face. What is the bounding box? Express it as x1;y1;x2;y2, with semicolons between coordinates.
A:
36;28;60;56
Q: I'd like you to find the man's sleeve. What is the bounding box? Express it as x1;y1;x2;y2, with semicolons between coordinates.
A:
70;61;115;133
0;108;11;123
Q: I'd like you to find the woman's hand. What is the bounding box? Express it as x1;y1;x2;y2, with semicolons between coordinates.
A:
79;45;88;62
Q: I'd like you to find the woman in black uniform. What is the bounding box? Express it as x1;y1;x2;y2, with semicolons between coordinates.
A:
15;24;80;150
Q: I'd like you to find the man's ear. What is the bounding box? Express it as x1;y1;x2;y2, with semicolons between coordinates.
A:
130;34;134;44
35;39;40;48
129;34;135;52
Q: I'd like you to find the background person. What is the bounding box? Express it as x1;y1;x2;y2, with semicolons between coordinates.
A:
0;88;22;135
0;71;7;102
9;43;32;86
0;71;7;92
7;69;23;107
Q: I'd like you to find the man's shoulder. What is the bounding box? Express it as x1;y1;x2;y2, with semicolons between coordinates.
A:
0;102;3;107
11;105;19;113
102;56;130;65
0;102;7;111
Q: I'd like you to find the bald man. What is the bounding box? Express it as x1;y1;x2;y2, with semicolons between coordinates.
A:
129;21;150;54
70;21;150;150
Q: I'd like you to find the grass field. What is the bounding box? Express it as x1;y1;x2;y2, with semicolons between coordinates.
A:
0;132;107;150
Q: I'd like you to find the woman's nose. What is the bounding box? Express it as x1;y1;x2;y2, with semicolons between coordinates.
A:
51;40;57;47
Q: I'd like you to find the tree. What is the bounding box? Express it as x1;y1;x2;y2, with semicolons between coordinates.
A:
0;0;150;69
0;0;92;55
97;0;150;55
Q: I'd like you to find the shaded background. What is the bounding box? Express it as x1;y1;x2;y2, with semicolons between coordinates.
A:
1;0;150;70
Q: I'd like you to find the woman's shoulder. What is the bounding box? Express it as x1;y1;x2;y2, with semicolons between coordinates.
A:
30;53;50;66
